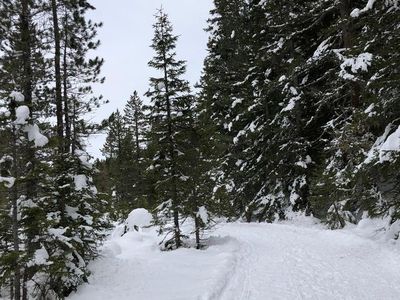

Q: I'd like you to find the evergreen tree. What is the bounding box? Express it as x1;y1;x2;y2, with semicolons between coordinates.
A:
198;0;253;220
123;91;149;208
0;1;50;298
102;110;137;215
44;0;108;296
0;0;108;297
145;9;195;249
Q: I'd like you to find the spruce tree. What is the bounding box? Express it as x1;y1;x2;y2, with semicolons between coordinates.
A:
0;1;50;297
145;9;195;249
102;109;137;215
44;0;108;296
123;91;149;208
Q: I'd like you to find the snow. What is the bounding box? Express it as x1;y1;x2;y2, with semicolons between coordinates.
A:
231;98;242;109
156;82;165;90
281;96;300;112
14;105;30;124
28;246;50;267
278;75;286;82
74;174;88;191
364;103;376;116
271;37;284;53
0;176;15;188
48;227;72;247
0;107;10;118
351;0;376;17
75;149;93;169
66;205;80;220
68;220;400;300
295;155;312;168
197;206;208;224
310;38;331;61
126;208;153;230
339;53;373;80
378;125;400;162
24;124;49;147
10;91;25;102
364;124;400;164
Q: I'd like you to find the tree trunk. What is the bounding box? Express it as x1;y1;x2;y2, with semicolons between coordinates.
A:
19;2;36;297
72;98;77;155
63;11;71;153
51;0;64;150
163;47;181;248
340;0;354;49
52;0;67;227
10;101;21;300
195;216;201;250
340;0;361;108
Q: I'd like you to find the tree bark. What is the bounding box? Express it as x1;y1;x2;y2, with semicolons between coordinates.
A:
51;0;64;150
340;0;361;108
10;100;21;300
195;216;201;249
63;11;71;153
19;2;35;298
340;0;354;49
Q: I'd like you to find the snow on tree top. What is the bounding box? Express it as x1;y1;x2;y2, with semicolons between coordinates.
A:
10;91;25;102
24;124;49;147
15;105;30;125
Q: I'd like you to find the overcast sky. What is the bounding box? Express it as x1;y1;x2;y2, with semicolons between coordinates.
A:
86;0;214;158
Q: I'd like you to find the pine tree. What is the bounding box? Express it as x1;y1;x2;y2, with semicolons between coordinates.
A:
44;0;108;296
145;9;195;249
198;0;253;220
348;1;400;224
0;0;107;297
124;91;147;162
123;91;149;209
0;1;50;297
102;109;137;215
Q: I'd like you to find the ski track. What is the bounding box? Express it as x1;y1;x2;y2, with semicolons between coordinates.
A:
68;222;400;300
215;223;400;300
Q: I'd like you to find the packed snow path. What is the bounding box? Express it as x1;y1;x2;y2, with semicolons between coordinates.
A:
216;223;400;300
69;222;400;300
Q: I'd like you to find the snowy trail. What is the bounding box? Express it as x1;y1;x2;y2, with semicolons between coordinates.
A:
69;222;400;300
215;223;400;300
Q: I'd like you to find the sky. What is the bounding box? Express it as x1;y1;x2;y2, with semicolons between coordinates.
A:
86;0;214;158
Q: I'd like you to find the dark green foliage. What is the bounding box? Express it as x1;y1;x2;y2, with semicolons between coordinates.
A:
100;106;148;217
0;0;108;298
198;0;400;228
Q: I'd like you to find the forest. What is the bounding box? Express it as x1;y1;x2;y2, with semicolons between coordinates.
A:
0;0;400;299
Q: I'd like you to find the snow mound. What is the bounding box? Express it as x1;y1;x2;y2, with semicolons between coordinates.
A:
126;208;153;230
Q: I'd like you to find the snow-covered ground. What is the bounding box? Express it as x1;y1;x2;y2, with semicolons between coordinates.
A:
68;217;400;300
